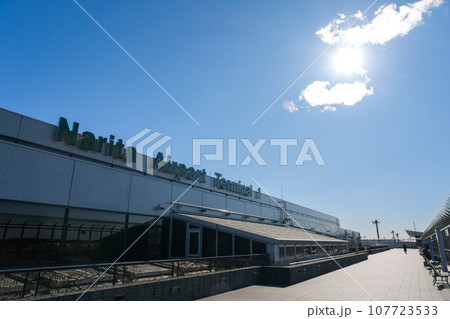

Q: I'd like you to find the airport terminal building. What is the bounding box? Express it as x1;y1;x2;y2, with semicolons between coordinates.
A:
0;108;359;270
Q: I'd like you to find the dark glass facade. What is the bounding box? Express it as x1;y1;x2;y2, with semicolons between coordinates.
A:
1;200;350;268
124;214;170;261
171;219;186;257
62;208;126;264
202;227;216;257
1;198;349;268
218;231;232;256
234;236;250;255
252;240;266;254
0;201;65;268
0;200;170;269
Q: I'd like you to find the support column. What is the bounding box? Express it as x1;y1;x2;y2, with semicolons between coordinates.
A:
435;227;448;272
168;212;173;258
231;235;235;256
215;228;218;257
428;240;435;261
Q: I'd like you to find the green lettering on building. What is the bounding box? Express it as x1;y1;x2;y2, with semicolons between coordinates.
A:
154;152;206;183
56;117;135;163
56;117;207;185
80;131;95;151
56;117;79;145
213;172;260;198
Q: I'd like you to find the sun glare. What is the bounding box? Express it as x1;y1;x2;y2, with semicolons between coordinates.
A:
334;47;363;74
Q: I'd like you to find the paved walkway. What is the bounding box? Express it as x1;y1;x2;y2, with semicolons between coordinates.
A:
200;249;450;301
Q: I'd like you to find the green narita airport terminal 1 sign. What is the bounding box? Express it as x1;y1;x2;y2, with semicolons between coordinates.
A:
55;117;261;193
214;172;261;198
55;117;206;184
153;152;206;183
56;117;132;162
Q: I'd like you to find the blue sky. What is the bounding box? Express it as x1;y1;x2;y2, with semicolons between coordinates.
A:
1;0;449;239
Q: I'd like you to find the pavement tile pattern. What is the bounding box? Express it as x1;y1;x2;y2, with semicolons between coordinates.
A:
200;249;450;301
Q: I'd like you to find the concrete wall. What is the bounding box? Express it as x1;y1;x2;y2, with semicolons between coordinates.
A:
367;247;391;255
33;266;262;301
31;253;368;301
261;253;368;286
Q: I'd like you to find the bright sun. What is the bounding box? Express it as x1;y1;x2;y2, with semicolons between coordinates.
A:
334;47;363;74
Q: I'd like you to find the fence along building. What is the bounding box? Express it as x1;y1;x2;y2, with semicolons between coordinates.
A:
0;107;355;270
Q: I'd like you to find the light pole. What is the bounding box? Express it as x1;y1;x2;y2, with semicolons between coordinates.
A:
372;220;380;243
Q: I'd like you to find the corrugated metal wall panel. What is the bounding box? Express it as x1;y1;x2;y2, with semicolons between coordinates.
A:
0;141;74;205
71;139;114;165
261;205;281;220
0;109;22;139
172;184;202;206
69;161;131;212
203;192;226;211
259;193;273;206
18;117;73;154
226;198;245;213
128;175;171;215
245;201;262;216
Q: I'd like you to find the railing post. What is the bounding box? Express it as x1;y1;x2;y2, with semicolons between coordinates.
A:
21;271;28;298
113;265;117;286
122;265;126;283
171;261;174;277
35;271;41;296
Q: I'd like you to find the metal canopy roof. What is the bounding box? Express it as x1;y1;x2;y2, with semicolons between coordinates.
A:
421;195;450;240
175;213;348;245
405;230;423;238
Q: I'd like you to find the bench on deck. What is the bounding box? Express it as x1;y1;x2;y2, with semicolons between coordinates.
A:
428;262;450;286
422;256;434;273
422;254;440;274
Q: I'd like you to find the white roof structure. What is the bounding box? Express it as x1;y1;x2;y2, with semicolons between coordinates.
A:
175;213;348;245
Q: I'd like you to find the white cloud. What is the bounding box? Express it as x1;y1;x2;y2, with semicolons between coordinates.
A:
282;100;298;113
316;0;443;46
321;106;337;113
301;0;442;113
303;80;374;107
352;10;365;20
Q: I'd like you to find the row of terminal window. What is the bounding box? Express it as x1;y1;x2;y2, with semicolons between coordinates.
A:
278;244;348;260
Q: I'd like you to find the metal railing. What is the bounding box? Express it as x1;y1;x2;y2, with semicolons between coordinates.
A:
0;254;268;300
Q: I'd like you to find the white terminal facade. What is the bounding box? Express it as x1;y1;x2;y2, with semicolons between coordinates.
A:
0;108;360;269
